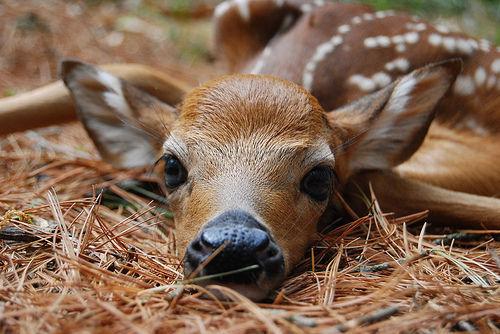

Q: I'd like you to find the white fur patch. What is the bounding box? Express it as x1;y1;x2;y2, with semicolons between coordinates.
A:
453;75;475;96
300;3;313;12
376;35;391;47
363;13;374;20
479;39;491;52
491;59;500;73
97;71;133;117
443;37;456;52
372;72;392;87
396;44;406;53
302;35;343;90
348;74;376;92
385;58;410;72
392;35;405;44
214;1;231;18
338;24;351;34
456;38;474;55
349;72;393;92
364;37;377;48
474;67;487;86
351;16;362;24
404;32;419;44
234;0;250;21
250;46;272;74
387;75;416;114
428;33;443;46
435;24;450;34
406;22;426;31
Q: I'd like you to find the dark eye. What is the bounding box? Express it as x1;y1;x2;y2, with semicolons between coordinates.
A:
300;166;334;202
164;155;187;189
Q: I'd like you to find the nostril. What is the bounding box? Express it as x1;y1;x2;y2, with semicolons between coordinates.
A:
191;239;202;252
266;246;278;258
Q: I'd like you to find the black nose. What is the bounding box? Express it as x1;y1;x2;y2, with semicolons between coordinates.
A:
185;210;284;284
201;225;269;254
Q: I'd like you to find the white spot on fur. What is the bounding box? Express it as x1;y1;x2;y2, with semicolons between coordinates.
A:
375;11;386;18
376;36;391;47
364;37;377;48
352;16;362;24
348;74;376;92
235;0;250;21
385;58;410;72
491;59;500;73
479;39;491;52
303;35;343;90
456;38;474;55
338;24;351;34
372;72;392;87
406;22;426;31
404;32;419;44
453;75;475;96
274;0;285;6
428;33;443;46
250;46;271;74
349;72;392;92
214;1;231;17
474;67;487;86
314;0;325;5
468;39;479;50
396;44;406;53
363;13;374;20
392;35;404;44
435;24;450;34
443;37;456;52
301;3;313;12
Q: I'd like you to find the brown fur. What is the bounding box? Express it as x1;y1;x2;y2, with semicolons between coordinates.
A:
168;75;332;268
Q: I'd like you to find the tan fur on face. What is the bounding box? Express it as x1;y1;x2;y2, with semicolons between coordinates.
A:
164;75;335;272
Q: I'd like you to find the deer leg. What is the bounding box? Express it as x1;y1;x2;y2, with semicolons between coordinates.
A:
345;170;500;229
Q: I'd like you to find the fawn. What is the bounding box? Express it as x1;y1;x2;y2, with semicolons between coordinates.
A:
0;0;499;300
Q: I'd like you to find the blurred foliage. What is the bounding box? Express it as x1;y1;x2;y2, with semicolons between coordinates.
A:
148;0;500;44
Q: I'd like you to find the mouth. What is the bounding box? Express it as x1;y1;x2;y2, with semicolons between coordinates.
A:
183;259;285;301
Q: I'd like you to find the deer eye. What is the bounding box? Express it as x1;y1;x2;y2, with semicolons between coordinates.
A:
300;166;334;202
164;155;187;188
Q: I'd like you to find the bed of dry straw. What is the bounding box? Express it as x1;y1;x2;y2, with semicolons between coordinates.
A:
1;1;499;333
0;124;498;333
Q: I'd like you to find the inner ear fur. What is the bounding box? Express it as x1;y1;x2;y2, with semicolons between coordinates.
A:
327;60;462;181
61;59;178;169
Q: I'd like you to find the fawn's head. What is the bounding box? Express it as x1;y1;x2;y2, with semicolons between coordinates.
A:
61;60;458;300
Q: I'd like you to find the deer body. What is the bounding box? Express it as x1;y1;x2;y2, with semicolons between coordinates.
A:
1;0;499;300
215;0;500;206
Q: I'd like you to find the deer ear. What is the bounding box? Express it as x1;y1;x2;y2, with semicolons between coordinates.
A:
60;60;178;169
328;60;461;178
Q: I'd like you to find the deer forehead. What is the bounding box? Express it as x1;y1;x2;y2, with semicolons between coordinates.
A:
163;74;335;177
177;74;328;142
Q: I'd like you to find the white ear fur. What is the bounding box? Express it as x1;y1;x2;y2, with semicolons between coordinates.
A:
61;60;176;169
330;60;461;175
